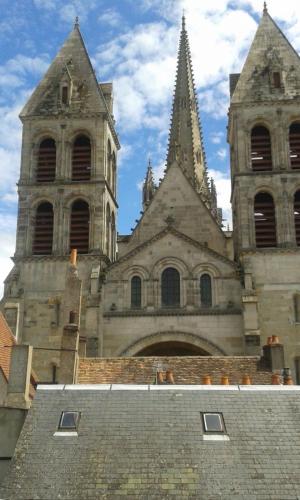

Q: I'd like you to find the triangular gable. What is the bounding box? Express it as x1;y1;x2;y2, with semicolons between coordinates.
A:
112;225;235;270
232;11;300;103
126;162;227;257
20;25;118;141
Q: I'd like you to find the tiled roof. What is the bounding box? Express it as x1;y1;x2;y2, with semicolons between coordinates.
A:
78;356;272;385
1;386;300;499
0;312;16;382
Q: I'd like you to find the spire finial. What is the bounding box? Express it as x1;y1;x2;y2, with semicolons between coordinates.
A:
263;1;268;14
182;10;186;30
74;16;79;28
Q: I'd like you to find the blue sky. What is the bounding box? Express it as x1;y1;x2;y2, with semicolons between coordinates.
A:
1;0;300;291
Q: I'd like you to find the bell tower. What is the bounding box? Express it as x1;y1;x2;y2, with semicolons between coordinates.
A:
228;4;300;369
1;20;119;381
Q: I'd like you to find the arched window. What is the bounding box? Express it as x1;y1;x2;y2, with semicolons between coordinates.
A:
254;192;277;247
105;203;111;258
131;276;141;308
251;126;272;171
36;138;56;182
33;202;54;255
72;135;91;181
289;123;300;170
70;200;89;254
294;191;300;246
161;267;180;307
200;274;212;307
107;140;112;186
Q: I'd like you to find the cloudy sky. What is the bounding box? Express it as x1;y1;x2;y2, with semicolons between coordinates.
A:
1;0;300;293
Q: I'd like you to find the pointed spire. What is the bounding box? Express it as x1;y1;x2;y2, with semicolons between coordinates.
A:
166;15;209;201
142;158;156;210
74;16;79;28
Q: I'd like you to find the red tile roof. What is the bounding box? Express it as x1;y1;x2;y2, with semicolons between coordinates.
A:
0;312;16;381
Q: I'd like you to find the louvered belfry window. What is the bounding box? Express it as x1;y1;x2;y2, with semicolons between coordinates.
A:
36;138;56;182
72;135;91;181
294;191;300;246
161;267;180;307
70;200;89;254
33;202;54;255
131;276;142;308
200;274;212;307
254;192;277;248
251;126;272;171
289;123;300;170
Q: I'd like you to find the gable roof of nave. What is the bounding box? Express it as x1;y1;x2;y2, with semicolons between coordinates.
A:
111;226;237;275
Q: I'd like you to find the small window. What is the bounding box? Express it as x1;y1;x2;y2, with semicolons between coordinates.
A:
202;413;225;433
58;411;80;430
131;276;141;308
273;72;281;88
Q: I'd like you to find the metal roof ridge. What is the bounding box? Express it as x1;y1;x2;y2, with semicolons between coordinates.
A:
36;384;300;392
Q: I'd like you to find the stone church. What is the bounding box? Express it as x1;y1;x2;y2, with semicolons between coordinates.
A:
2;5;300;383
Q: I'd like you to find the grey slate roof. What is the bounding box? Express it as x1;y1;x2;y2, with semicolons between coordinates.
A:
1;385;300;499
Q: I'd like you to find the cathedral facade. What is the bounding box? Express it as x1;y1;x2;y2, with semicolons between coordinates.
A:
2;6;300;383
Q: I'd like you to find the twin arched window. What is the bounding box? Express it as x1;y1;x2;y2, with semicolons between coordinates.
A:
32;199;90;255
294;191;300;246
289;123;300;170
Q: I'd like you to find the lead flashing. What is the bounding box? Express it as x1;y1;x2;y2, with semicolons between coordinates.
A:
36;384;300;392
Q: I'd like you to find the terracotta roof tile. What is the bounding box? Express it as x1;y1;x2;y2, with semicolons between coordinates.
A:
0;312;16;381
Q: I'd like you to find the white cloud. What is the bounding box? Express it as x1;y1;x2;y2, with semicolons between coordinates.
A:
98;9;122;28
33;0;97;24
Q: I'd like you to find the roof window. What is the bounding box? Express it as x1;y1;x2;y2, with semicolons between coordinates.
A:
202;413;225;433
58;411;80;430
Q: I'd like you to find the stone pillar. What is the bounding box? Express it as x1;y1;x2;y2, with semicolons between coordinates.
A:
6;344;33;409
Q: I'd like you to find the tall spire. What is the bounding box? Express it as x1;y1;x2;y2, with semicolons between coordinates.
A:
142;159;156;210
167;15;209;200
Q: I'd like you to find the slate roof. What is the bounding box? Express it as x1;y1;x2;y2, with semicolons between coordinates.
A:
0;312;16;382
1;385;300;499
78;356;272;385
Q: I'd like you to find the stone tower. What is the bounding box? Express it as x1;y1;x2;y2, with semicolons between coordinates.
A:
228;5;300;367
1;21;119;381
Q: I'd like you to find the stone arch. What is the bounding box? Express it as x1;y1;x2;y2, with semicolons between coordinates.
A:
118;331;226;357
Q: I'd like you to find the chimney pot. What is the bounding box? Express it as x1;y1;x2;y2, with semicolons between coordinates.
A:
284;375;293;385
70;249;77;266
166;369;175;384
267;336;273;345
271;373;281;385
157;371;164;384
202;375;211;385
242;375;251;385
271;335;279;345
221;375;230;385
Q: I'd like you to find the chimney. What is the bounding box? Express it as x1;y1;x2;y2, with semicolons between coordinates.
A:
262;336;285;372
58;311;79;384
6;344;33;409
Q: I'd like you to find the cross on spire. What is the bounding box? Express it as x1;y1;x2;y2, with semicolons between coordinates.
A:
263;2;268;14
74;16;79;28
